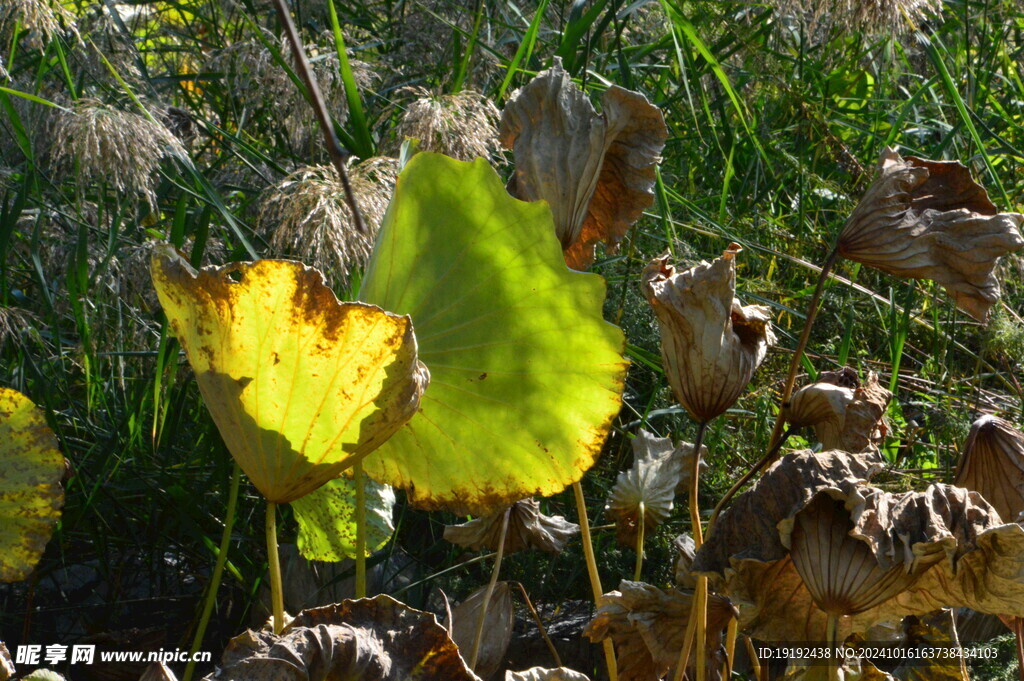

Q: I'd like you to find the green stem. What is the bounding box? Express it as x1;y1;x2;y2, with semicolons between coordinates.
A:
633;501;645;582
767;246;840;450
266;501;285;634
354;461;367;599
573;481;618;681
469;507;510;670
183;463;241;681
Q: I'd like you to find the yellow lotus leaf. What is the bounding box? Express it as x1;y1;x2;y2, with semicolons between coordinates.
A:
0;387;65;583
151;246;429;503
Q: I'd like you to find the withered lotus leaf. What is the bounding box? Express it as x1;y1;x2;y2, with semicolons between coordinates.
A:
642;244;776;422
607;430;703;547
505;668;590;681
890;611;968;681
837;147;1024;321
785;368;891;453
500;58;667;270
954;414;1024;523
360;153;627;515
151;246;429;504
0;387;65;583
444;498;579;555
674;534;698;589
203;595;478;681
448;583;514;681
584;581;735;681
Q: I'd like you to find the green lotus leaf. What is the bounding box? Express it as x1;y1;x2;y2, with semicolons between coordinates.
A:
292;475;395;561
151;247;429;504
360;153;627;514
0;387;65;582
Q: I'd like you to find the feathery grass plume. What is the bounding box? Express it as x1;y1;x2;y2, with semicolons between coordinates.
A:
49;99;188;208
770;0;943;35
394;88;500;162
206;31;374;154
0;0;79;65
259;157;399;285
0;306;37;350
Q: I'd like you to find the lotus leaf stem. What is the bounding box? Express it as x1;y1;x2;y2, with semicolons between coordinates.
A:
266;501;285;635
183;462;241;681
573;481;619;681
469;506;510;670
766;246;840;451
510;581;563;667
745;635;763;681
690;420;710;681
354;461;367;599
672;600;698;681
724;617;737;678
826;613;839;681
634;500;645;581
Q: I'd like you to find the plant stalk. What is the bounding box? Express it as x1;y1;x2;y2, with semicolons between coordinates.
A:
354;461;367;599
633;501;645;581
672;599;698;681
724;617;738;679
266;501;285;635
745;635;763;681
511;581;563;667
826;613;840;681
183;462;241;681
766;246;840;450
573;481;618;681
469;507;510;670
269;0;368;235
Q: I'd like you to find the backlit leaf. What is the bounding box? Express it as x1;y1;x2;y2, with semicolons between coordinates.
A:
292;475;395;561
0;388;64;583
151;247;429;503
360;153;627;514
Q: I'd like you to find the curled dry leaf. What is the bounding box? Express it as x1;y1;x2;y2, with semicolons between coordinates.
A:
505;668;590;681
203;594;478;681
448;583;514;681
584;581;736;681
673;534;698;589
500;58;667;270
697;453;1024;642
607;429;704;547
151;246;429;503
837;147;1024;321
785;368;891;453
0;387;65;583
444;498;579;555
954;414;1024;522
642;244;776;422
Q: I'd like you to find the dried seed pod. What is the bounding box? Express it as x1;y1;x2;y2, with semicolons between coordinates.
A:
500;58;667;270
444;498;579;555
785;368;891;453
955;414;1024;523
837;148;1024;322
642;244;775;422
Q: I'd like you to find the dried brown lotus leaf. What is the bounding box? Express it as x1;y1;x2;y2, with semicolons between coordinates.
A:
203;594;478;681
954;414;1024;523
444;498;579;554
500;59;666;270
449;583;514;681
607;429;703;547
786;369;891;453
837;147;1024;321
674;534;698;589
891;611;968;681
642;244;776;422
504;668;590;681
584;581;735;681
692;450;884;580
786;494;927;618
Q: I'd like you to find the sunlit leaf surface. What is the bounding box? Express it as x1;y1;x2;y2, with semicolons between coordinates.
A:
152;247;429;503
361;153;627;514
292;475;395;561
0;387;64;583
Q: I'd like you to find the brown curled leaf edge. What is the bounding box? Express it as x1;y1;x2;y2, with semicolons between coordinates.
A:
642;244;776;422
955;413;1024;524
201;594;478;681
443;497;579;555
584;580;737;681
693;449;1024;643
837;147;1024;322
784;368;892;453
500;57;667;270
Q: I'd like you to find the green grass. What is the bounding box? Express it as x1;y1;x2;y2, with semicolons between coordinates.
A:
3;0;1024;677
